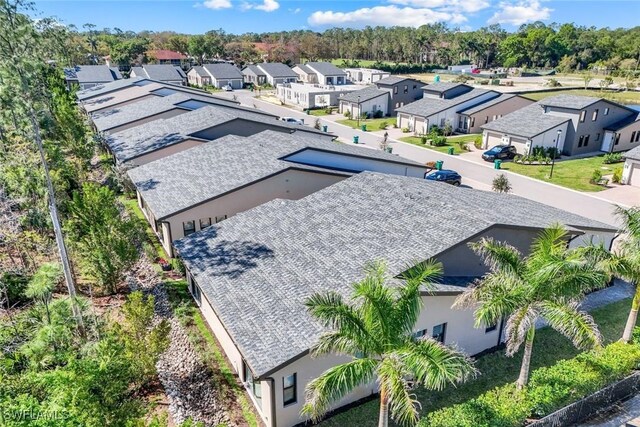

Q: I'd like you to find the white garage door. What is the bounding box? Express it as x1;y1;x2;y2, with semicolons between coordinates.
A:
631;164;640;187
398;114;412;130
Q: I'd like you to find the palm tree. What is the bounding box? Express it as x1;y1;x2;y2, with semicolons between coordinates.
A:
302;260;476;427
454;225;607;389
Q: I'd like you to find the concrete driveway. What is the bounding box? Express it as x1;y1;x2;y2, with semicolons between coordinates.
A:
213;90;634;227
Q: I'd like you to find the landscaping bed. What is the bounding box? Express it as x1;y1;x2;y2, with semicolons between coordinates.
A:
399;134;481;155
336;117;392;130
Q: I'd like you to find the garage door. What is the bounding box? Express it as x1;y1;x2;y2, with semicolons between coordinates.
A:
631;164;640;187
398;114;411;130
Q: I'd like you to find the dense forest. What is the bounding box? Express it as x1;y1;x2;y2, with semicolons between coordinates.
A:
60;23;640;75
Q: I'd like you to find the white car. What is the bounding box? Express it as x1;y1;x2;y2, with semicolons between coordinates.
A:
224;85;233;91
280;117;304;125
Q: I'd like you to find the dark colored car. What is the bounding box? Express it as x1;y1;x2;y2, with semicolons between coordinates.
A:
425;169;462;186
482;145;517;161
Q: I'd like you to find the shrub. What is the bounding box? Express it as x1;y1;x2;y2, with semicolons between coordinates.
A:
420;135;428;144
373;109;384;119
492;174;512;193
401;127;410;133
457;141;470;151
343;110;351;119
474;135;483;149
392;122;398;128
429;124;442;136
612;167;623;183
603;152;623;164
514;154;522;163
544;157;553;165
532;145;546;157
546;146;560;159
545;78;561;87
378;121;388;130
431;135;447;146
591;168;603;183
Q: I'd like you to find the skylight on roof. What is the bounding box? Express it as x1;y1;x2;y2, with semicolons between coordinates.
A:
176;100;212;110
133;80;154;87
153;87;179;96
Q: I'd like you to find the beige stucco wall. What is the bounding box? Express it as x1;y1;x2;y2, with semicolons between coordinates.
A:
468;96;534;134
123;138;206;167
104;109;186;134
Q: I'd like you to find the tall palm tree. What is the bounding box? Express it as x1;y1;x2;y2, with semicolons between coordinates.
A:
454;225;607;389
302;260;476;427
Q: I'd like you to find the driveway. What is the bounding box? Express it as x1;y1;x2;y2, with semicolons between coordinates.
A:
214;90;630;227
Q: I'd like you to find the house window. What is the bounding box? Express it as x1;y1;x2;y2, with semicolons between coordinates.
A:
394;86;398;94
190;275;202;305
432;323;447;343
604;107;609;115
412;329;427;339
579;111;586;122
403;85;408;94
596;133;600;142
395;102;399;108
592;109;599;121
244;362;262;406
413;85;417;89
183;220;195;236
636;132;640;143
215;215;227;223
615;134;621;145
283;373;297;406
578;135;584;147
485;323;497;333
471;117;475;127
440;118;446;127
485;116;489;124
199;218;212;230
632;131;637;143
492;115;497;120
584;134;590;146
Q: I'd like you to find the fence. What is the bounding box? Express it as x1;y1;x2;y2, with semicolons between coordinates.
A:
528;371;640;427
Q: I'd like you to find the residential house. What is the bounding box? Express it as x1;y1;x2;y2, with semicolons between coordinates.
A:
173;171;616;427
63;65;122;90
292;62;347;85
602;111;640;153
338;76;424;117
242;65;267;86
148;49;187;66
243;63;298;87
482;95;638;156
130;65;187;86
104;105;331;167
622;145;640;187
422;82;474;99
276;83;361;109
456;94;534;134
396;88;501;134
187;63;244;89
128;132;428;256
343;68;391;84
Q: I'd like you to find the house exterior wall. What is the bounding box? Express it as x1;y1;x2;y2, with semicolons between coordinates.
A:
187;69;211;87
276;85;357;109
283;149;427;177
466;96;534;134
212;78;243;90
622;158;640;186
269;76;297;86
386;82;423;116
103;109;187;134
291;67;317;84
419;92;499;134
482;120;569;155
122;138;206;167
603;121;640;153
161;170;346;256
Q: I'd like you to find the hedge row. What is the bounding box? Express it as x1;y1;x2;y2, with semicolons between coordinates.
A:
422;338;640;427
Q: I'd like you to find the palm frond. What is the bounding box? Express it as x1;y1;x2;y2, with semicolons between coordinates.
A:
301;357;379;421
534;257;608;299
529;224;568;261
377;354;419;427
469;238;524;274
399;338;476;391
352;262;396;346
616;205;640;242
539;300;602;350
311;330;366;357
393;260;442;337
504;305;537;356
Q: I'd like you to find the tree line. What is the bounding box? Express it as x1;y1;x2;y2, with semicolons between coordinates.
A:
57;22;640;76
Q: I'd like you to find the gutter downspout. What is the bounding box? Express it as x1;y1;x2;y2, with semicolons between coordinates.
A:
266;377;277;427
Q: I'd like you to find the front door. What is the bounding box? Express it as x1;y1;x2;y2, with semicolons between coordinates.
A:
601;132;614;152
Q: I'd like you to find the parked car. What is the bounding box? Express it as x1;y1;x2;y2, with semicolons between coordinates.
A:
224;84;233;91
482;145;517;161
425;169;462;186
280;117;304;125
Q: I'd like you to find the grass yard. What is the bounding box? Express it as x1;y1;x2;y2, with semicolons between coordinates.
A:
308;109;334;117
501;155;622;192
400;134;481;155
318;297;633;427
522;89;640;105
337;117;393;130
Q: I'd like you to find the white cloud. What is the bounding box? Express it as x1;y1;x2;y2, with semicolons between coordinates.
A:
290;7;302;14
242;0;279;12
389;0;490;13
488;0;552;25
202;0;232;9
308;5;466;28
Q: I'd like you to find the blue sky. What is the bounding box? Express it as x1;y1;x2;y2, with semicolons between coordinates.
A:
32;0;639;34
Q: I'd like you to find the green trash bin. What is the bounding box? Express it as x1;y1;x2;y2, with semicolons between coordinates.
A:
306;109;311;115
494;159;502;170
447;146;454;155
361;124;367;132
385;147;393;153
435;160;444;170
322;125;328;132
353;136;359;144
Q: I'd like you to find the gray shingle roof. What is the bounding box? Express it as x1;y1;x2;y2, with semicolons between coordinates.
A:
459;93;519;115
242;65;264;76
106;105;325;163
421;82;471;93
481;102;571;138
202;63;243;80
539;94;600;110
604;112;640;131
134;64;186;82
64;65;121;84
340;86;389;103
173;171;615;377
257;63;298;78
190;66;207;77
128;131;423;220
306;62;347;76
624;145;640;161
375;76;414;86
76;76;152;100
396;89;498;118
294;64;313;74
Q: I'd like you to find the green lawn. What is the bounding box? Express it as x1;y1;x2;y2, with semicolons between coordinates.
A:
501;155;621;192
318;297;633;427
337;117;393;130
522;89;640;105
308;109;333;117
400;134;481;155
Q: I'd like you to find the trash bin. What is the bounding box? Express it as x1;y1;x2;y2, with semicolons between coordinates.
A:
322;125;328;132
353;136;359;144
494;159;502;170
447;147;454;155
385;147;393;153
435;160;444;170
361;124;367;132
306;109;310;115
